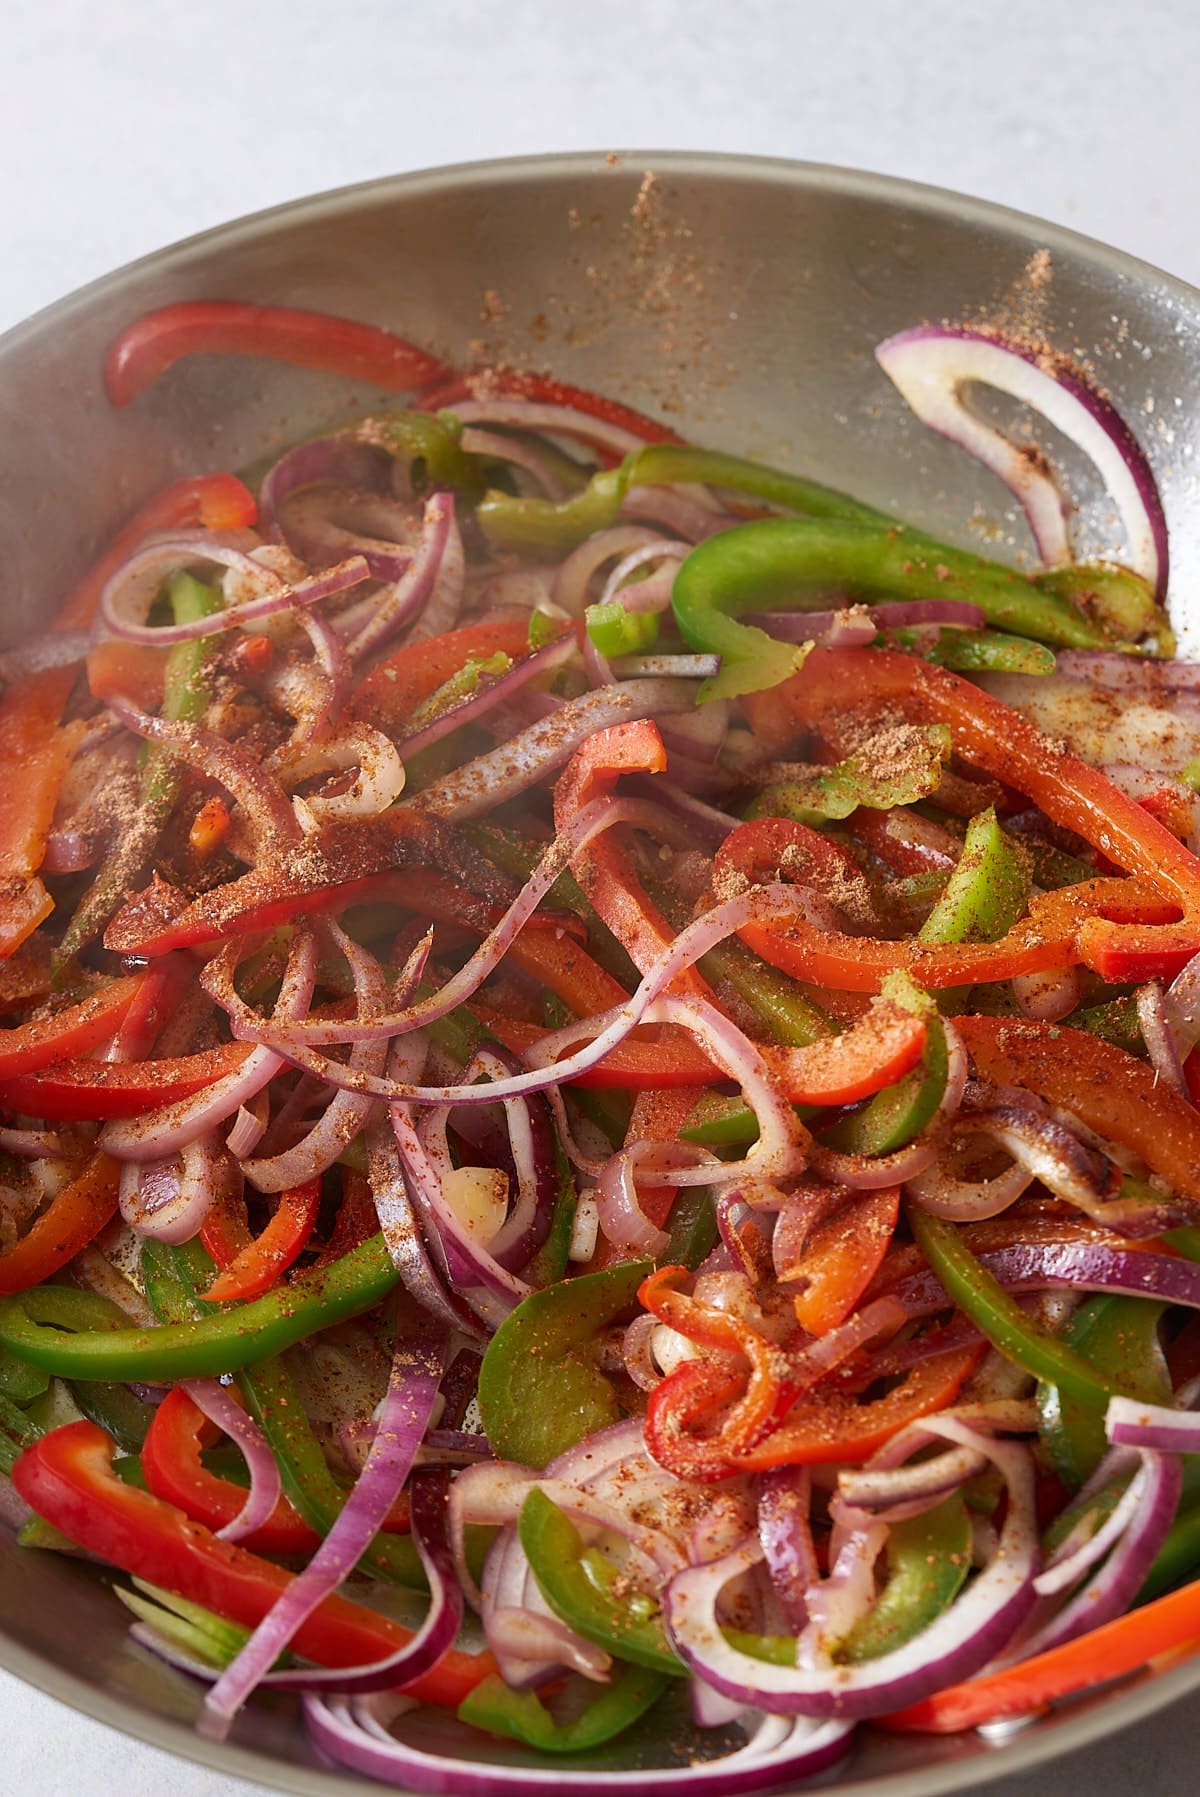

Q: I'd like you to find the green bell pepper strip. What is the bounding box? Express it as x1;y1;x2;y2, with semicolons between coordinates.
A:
70;1379;157;1454
745;727;951;826
826;1014;949;1158
839;1495;971;1663
917;807;1030;948
478;1259;651;1466
403;652;513;734
0;1232;400;1382
0;1343;48;1404
1039;562;1168;650
459;1663;670;1753
1074;993;1142;1053
1037;1293;1171;1490
114;1578;254;1671
519;1487;684;1675
585;601;660;658
671;520;1109;701
0;1390;41;1475
475;443;889;558
890;626;1056;676
907;1205;1135;1408
1138;1503;1200;1605
371;411;485;502
661;1186;718;1269
58;571;220;964
527;1130;579;1288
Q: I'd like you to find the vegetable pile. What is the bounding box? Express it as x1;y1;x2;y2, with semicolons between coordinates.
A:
1;298;1199;1791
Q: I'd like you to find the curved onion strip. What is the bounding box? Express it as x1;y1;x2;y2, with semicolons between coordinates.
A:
304;1694;853;1796
891;1240;1200;1320
292;607;352;742
758;1466;819;1633
365;1111;485;1340
410;492;466;644
100;535;369;642
259;436;409;579
201;1330;446;1736
341;492;454;662
101;929;317;1162
596;1140;713;1256
1136;981;1190;1095
183;1378;282;1544
392;632;578;762
117;1132;230;1244
664;1419;1037;1719
273;724;406;830
1107;1394;1200;1453
108;695;302;848
553;526;668;617
459;426;567;499
597;539;688;610
444;397;645;459
876;325;1168;592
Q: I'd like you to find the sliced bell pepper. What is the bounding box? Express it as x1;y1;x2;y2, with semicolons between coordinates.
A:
86;641;171;711
54;473;257;632
1037;1293;1171;1490
477;1258;651;1467
458;1663;671;1752
200;1176;322;1303
12;1420;491;1707
740;647;1200;987
140;1386;320;1557
0;1232;399;1383
351;615;550;735
104;301;452;408
518;1486;683;1675
916;807;1029;946
882;1577;1200;1733
955;1014;1200;1211
839;1494;972;1662
0;1040;254;1121
786;1187;902;1337
0;974;144;1082
554;720;712;1000
0;668;85;956
0;1154;119;1296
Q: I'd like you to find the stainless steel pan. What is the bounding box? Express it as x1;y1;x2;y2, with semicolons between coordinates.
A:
1;150;1197;1794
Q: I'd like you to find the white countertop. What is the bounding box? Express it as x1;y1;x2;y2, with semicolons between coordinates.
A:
2;0;1198;1791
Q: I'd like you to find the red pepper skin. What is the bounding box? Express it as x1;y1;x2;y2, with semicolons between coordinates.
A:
141;1389;321;1557
554;720;712;1000
744;647;1200;987
0;669;85;956
0;974;144;1082
13;1422;493;1707
0;1041;254;1121
0;1154;119;1295
350;615;544;734
86;641;172;711
55;474;257;632
956;1015;1200;1209
881;1578;1200;1733
201;1177;322;1303
104;302;453;409
414;367;684;448
788;1186;901;1336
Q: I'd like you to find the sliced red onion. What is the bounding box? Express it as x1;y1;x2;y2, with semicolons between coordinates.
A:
1053;648;1200;690
665;1419;1037;1719
747;599;986;643
596;1140;711;1257
806;1522;889;1645
876;325;1168;592
409;494;466;644
99;535;369;643
201;1327;446;1737
118;1132;230;1245
365;1113;486;1339
613;653;722;680
627;775;739;848
274;724;407;830
459;427;567;498
259;436;409;579
907;1079;1113;1223
392;632;578;763
582;626;615;688
468;1055;558;1273
225;1096;269;1160
1012;966;1081;1024
620;485;733;542
410;676;705;820
1106;1394;1200;1453
1166;946;1200;1062
108;694;301;848
597;539;688;610
890;1238;1200;1321
304;1693;852;1796
341;492;454;662
101;929;316;1162
447;397;645;460
41;829;95;874
552;526;668;617
1136;980;1190;1095
758;1466;819;1632
293;606;351;742
0;1128;64;1159
837;1443;985;1522
182;1379;281;1544
242;925;390;1194
1034;1455;1154;1598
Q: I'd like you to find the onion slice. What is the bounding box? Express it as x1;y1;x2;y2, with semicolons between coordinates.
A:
876;324;1168;594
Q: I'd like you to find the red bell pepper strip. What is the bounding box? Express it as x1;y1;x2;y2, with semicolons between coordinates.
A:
0;1041;254;1122
642;1357;749;1482
54;473;257;632
554;721;713;1000
881;1578;1200;1733
86;640;171;711
721;1347;982;1470
592;1088;705;1270
141;1388;321;1557
0;1154;119;1295
104;301;453;409
787;1185;902;1336
414;367;685;448
200;1177;322;1303
743;647;1200;986
351;614;545;733
955;1015;1200;1209
12;1421;492;1707
0;668;86;957
0;974;144;1082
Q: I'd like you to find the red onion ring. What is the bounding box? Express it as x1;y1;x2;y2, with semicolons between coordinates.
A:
182;1378;282;1544
99;535;369;643
341;491;454;661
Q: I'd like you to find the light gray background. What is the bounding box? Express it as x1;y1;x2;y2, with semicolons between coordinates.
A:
1;1;1197;1792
